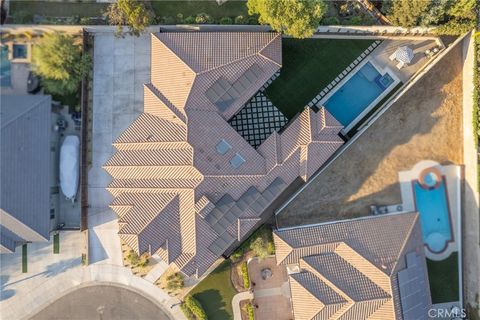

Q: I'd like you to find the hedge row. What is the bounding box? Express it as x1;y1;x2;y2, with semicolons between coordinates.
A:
183;295;207;320
156;13;257;25
246;302;255;320
241;261;250;289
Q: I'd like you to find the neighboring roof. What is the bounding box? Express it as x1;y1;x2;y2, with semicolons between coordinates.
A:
0;94;52;251
274;212;431;320
105;32;344;277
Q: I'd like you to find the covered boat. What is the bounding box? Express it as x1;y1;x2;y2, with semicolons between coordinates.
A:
60;135;79;201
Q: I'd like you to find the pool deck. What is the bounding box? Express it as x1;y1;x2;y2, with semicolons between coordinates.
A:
370;39;440;83
399;160;461;261
1;62;30;94
276;38;463;228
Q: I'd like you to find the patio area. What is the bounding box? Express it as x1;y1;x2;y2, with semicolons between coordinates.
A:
370;38;441;83
247;257;292;320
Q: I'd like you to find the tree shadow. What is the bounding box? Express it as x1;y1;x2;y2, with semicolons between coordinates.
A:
0;275;15;301
193;289;231;320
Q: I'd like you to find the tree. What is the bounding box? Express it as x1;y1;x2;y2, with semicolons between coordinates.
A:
247;0;327;38
32;32;90;96
447;0;477;21
250;236;269;259
103;0;154;37
387;0;432;27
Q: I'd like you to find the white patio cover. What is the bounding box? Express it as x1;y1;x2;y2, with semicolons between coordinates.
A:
60;135;80;200
394;46;414;64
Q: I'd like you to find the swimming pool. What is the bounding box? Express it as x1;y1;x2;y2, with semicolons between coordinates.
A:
324;62;394;128
413;177;453;253
0;46;11;87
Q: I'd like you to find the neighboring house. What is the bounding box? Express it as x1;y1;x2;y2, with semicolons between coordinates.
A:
0;94;53;253
273;212;431;320
104;32;344;277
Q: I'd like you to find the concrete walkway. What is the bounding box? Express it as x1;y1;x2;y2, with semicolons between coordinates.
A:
232;291;253;320
144;254;169;283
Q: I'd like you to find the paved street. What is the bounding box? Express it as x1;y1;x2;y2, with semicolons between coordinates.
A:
32;284;171;320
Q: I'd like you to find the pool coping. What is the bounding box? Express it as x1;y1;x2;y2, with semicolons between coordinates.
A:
317;58;401;134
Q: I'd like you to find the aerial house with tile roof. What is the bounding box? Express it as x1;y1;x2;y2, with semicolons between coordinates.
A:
274;212;432;320
105;31;344;278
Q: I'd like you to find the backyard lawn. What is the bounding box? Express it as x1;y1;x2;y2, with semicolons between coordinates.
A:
427;252;459;303
10;1;108;19
151;0;248;20
190;260;237;320
265;38;374;119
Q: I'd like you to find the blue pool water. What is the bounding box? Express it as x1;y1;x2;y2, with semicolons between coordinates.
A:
413;179;452;253
324;62;394;127
0;46;11;87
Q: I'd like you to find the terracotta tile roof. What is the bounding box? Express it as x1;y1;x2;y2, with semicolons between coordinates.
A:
274;213;431;320
105;32;343;278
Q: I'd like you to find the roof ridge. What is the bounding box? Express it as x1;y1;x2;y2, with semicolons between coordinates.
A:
389;212;420;276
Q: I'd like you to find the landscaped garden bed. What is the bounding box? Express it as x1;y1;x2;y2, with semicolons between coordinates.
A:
120;240;154;277
264;38;374;119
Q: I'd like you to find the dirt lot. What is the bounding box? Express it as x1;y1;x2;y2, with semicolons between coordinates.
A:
277;43;463;228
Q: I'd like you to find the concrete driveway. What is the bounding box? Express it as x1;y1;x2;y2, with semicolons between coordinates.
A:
88;32;150;265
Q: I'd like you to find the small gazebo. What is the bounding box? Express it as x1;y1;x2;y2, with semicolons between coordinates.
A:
389;46;414;69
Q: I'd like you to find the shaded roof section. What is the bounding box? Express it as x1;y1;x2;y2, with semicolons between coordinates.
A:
274;213;431;319
1;94;52;252
105;32;344;278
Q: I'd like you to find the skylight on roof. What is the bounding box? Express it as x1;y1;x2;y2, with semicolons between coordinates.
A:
230;153;246;169
216;139;232;155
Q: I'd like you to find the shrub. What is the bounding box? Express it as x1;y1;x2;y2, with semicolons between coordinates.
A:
79;17;92;25
241;261;250;289
250;236;269;259
195;13;214;24
267;241;275;255
230;250;243;263
180;303;194;320
184;295;207;320
166;272;184;291
176;13;184;24
161;16;175;25
321;16;340;25
12;10;33;24
234;15;247;24
247;16;258;25
220;16;233;25
127;250;140;266
103;0;154;37
246;302;255;320
184;15;196;24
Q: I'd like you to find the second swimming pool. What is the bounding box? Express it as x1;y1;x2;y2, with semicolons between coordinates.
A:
413;177;453;253
324;62;394;128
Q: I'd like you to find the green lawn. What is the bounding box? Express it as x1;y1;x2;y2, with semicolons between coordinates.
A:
264;38;374;119
190;260;237;320
22;244;27;273
10;1;108;19
53;233;60;254
151;0;248;20
427;252;459;303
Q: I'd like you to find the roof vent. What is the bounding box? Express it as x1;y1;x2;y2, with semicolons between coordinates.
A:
216;139;232;155
230;153;246;169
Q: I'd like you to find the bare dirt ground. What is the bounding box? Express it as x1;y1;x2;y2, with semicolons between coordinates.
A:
277;43;463;228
